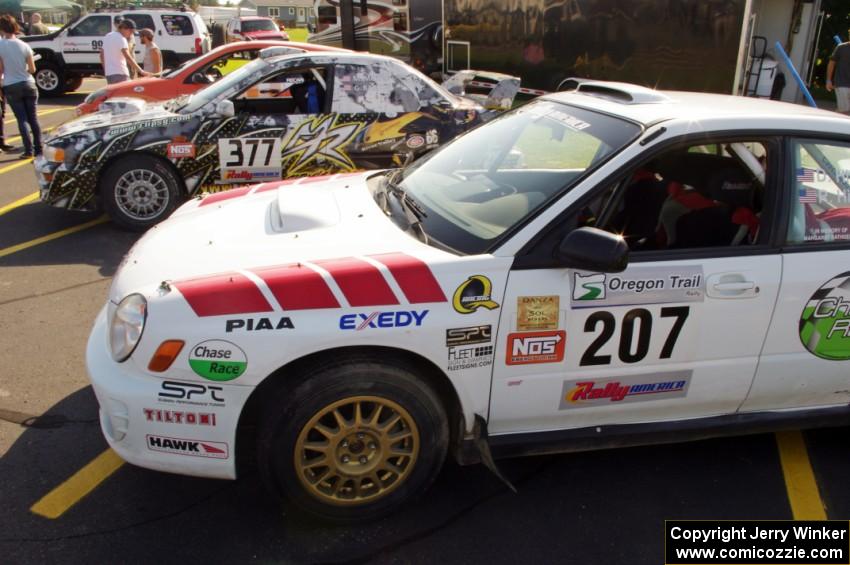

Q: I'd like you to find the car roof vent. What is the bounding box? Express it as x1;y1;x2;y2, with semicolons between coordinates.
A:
574;81;672;105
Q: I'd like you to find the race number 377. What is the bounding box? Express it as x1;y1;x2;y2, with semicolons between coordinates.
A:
219;138;281;168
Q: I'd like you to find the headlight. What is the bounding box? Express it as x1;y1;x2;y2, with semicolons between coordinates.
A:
43;145;64;163
109;294;147;362
84;89;106;105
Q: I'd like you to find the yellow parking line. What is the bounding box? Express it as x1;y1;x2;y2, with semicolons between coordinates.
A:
775;431;827;520
7;125;55;145
30;448;124;519
3;106;72;125
0;216;107;259
0;191;38;216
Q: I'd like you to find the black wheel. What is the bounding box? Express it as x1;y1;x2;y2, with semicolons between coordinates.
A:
257;358;449;523
34;63;64;97
100;154;184;231
64;74;83;93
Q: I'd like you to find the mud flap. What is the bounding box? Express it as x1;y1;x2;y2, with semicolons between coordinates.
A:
473;414;517;493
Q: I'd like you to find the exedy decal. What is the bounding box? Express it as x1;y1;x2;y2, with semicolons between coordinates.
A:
281;115;364;175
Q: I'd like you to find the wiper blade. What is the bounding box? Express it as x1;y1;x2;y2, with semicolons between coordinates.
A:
384;169;429;244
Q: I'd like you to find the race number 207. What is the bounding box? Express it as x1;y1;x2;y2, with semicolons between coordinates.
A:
220;138;281;168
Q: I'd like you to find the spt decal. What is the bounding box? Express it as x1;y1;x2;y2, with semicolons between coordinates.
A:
800;272;850;360
189;340;247;382
453;275;499;314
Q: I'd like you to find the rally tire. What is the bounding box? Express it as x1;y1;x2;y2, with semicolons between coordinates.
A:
64;74;83;93
34;63;64;97
257;358;449;523
100;154;184;231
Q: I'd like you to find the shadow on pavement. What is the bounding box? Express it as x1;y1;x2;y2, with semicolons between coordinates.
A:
0;384;802;565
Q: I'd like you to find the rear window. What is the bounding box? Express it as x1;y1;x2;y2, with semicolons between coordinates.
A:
241;19;277;33
161;14;194;36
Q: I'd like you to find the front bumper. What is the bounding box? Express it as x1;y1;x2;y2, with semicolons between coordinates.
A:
86;305;252;479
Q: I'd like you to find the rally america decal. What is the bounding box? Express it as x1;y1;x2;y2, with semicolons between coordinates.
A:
558;371;692;409
570;267;704;308
800;272;850;360
146;434;229;459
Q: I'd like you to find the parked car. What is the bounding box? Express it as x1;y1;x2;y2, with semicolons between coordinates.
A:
36;49;519;229
22;8;212;97
87;81;850;521
225;16;288;42
76;40;348;115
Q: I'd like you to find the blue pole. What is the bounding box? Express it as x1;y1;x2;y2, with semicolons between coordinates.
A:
774;40;818;108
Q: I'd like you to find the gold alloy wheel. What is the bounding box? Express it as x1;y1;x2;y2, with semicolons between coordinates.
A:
294;395;420;506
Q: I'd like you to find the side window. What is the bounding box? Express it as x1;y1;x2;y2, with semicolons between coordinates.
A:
332;62;442;114
161;15;194;36
122;14;156;31
68;15;111;37
198;50;256;81
235;67;327;115
571;140;769;251
787;140;850;244
318;6;337;26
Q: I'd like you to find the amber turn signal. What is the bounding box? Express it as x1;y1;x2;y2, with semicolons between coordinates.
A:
148;340;185;372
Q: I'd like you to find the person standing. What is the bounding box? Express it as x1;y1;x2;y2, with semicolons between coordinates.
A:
99;19;146;84
827;33;850;116
0;15;40;157
139;28;162;75
27;13;49;36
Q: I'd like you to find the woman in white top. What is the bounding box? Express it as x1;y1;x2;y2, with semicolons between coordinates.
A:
139;28;162;75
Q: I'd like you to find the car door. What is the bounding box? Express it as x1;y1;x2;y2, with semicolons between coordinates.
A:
330;60;450;169
218;64;334;183
488;137;783;434
62;14;112;65
742;137;850;412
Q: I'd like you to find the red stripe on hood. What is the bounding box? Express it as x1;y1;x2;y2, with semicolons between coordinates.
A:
251;263;340;310
174;272;273;316
370;253;446;303
314;257;398;307
199;186;253;207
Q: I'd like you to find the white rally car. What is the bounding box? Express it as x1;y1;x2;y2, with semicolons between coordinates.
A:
89;82;850;521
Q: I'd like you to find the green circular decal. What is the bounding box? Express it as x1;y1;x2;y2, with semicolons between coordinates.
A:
189;340;248;381
800;272;850;360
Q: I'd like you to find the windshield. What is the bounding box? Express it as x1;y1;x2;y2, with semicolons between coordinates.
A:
392;100;641;254
242;19;278;32
180;58;269;113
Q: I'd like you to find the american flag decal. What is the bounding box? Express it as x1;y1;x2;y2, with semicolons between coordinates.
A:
796;168;815;183
798;187;817;203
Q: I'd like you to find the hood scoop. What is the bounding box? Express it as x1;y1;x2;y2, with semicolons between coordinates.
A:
99;97;147;117
272;185;341;233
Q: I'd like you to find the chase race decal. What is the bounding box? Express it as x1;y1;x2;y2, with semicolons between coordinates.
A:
453;275;500;314
800;272;850;360
558;370;692;409
570;267;704;308
188;340;247;382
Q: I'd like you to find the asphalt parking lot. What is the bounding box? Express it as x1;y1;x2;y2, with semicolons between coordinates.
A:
1;79;850;564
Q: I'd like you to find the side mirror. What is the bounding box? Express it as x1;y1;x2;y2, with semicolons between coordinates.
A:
557;227;628;273
191;72;213;85
214;99;235;118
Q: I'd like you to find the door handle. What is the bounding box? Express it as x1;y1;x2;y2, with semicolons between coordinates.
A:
706;273;759;299
712;281;755;292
